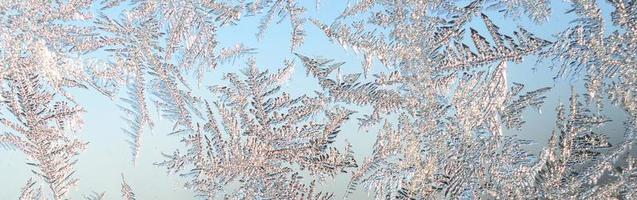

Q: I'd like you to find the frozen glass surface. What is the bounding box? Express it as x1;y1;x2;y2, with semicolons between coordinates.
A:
0;1;635;199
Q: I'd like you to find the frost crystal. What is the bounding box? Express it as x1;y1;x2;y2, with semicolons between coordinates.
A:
1;0;637;199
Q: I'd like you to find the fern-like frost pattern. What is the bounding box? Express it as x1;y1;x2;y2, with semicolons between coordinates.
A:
1;0;636;199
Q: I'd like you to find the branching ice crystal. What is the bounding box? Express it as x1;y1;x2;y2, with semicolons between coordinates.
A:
156;60;357;199
1;0;637;199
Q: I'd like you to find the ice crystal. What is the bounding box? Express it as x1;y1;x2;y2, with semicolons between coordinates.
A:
1;0;637;199
156;60;357;199
83;192;106;200
120;175;136;200
1;72;86;200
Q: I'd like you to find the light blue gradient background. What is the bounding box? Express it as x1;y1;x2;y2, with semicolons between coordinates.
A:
0;1;627;199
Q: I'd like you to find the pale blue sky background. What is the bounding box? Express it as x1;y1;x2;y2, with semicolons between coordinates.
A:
0;1;628;199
